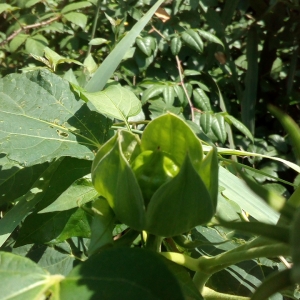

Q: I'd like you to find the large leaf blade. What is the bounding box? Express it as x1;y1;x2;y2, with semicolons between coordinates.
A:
0;70;112;166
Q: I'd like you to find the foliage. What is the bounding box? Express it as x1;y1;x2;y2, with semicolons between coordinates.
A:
0;0;300;299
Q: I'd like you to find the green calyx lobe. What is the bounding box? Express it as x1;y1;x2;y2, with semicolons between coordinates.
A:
131;149;179;205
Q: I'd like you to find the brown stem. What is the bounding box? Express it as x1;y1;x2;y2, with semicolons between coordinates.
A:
175;55;195;122
0;15;61;47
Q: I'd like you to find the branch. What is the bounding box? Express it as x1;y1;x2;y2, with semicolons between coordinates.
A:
0;15;61;47
175;55;195;122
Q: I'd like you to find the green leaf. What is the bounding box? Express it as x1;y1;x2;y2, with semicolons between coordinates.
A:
92;131;146;231
85;0;165;92
0;70;112;166
181;29;203;53
218;166;280;224
141;85;165;104
163;86;175;106
38;175;98;213
0;156;48;206
136;36;155;56
15;207;92;246
162;259;204;300
197;29;224;47
63;12;87;29
200;111;213;134
9;33;28;52
0;4;19;14
146;154;214;237
25;34;48;56
141;113;203;172
44;47;83;71
170;36;182;55
199;147;219;209
60;247;184;299
88;197;115;255
251;269;292;300
211;114;227;144
61;1;92;13
269;105;300;165
88;38;108;46
193;88;211;111
238;169;286;212
0;159;63;247
11;242;76;276
0;252;62;300
224;114;254;142
83;85;141;126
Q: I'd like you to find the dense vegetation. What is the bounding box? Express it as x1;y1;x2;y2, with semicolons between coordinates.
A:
0;0;300;299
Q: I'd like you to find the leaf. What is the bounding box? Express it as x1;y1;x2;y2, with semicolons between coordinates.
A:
0;157;48;206
0;159;63;247
25;34;48;56
181;29;203;53
200;111;213;134
141;85;165;104
193;88;211;111
63;12;87;29
0;4;19;14
136;36;155;56
15;207;92;246
85;0;165;92
9;33;28;52
61;1;92;13
92;131;146;231
0;252;63;300
269;105;300;165
199;147;219;209
171;36;182;55
88;38;108;46
224;114;254;142
83;85;141;125
38;175;97;213
238;169;286;212
218;166;280;224
11;242;76;276
163;86;175;106
141;113;203;172
251;269;292;300
59;247;184;299
197;29;224;47
146;154;214;237
211;114;227;144
88;197;115;255
0;70;112;166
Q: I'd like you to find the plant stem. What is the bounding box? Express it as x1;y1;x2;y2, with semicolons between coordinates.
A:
175;55;195;122
145;234;163;252
87;0;102;57
201;287;250;300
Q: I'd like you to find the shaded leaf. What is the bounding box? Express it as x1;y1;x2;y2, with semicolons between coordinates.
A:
211;114;227;144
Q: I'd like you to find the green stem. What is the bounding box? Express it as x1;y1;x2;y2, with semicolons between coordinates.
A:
145;234;163;252
202;287;250;300
87;0;102;57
